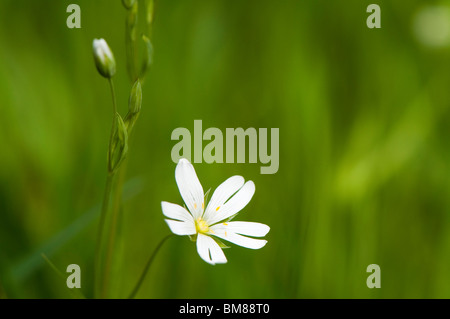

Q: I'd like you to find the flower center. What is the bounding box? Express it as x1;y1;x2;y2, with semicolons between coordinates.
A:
195;218;210;234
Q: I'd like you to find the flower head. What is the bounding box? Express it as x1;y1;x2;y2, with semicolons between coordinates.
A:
93;38;116;78
162;158;270;265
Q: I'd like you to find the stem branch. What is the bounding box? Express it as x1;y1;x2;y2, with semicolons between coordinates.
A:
128;234;173;299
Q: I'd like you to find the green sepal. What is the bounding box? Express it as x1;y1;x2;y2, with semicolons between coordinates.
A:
122;0;136;10
125;2;138;81
124;111;140;135
128;79;142;114
212;237;230;249
124;79;142;135
126;2;138;40
188;233;230;249
204;188;211;205
140;35;154;80
108;113;129;174
145;0;154;26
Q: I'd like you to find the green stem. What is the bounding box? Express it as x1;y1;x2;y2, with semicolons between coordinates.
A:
107;78;118;173
94;173;114;298
94;78;118;298
125;2;138;83
100;162;127;298
41;253;86;299
128;234;173;299
108;78;117;114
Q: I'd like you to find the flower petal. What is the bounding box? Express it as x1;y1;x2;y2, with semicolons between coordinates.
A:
196;233;227;265
203;176;244;223
175;158;204;219
209;223;268;249
165;219;196;236
161;201;194;222
213;221;270;237
208;180;255;225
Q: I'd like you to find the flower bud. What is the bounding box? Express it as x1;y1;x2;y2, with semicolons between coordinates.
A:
146;0;154;25
93;38;116;78
124;80;142;134
128;80;142;114
126;1;138;41
122;0;136;10
108;113;128;174
140;35;153;79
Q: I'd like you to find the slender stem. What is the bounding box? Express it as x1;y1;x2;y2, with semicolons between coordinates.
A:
94;173;114;298
41;253;86;299
125;2;139;83
108;78;117;114
107;78;118;172
128;234;173;299
100;162;127;298
94;78;118;298
125;27;137;83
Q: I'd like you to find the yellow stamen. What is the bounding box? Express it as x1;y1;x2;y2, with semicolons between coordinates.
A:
216;206;220;211
195;218;209;234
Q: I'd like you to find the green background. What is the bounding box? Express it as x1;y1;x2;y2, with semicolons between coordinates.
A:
0;0;449;298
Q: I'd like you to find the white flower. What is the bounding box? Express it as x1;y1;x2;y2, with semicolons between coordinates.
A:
92;38;116;78
162;158;270;265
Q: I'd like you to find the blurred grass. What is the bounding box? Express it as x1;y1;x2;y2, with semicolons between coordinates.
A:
0;0;449;298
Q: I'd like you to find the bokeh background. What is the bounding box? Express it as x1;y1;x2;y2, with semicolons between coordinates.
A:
0;0;449;298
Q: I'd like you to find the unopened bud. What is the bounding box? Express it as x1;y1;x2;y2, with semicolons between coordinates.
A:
122;0;136;10
128;80;142;114
93;38;116;79
108;113;128;174
146;0;154;25
126;2;138;41
140;35;153;79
